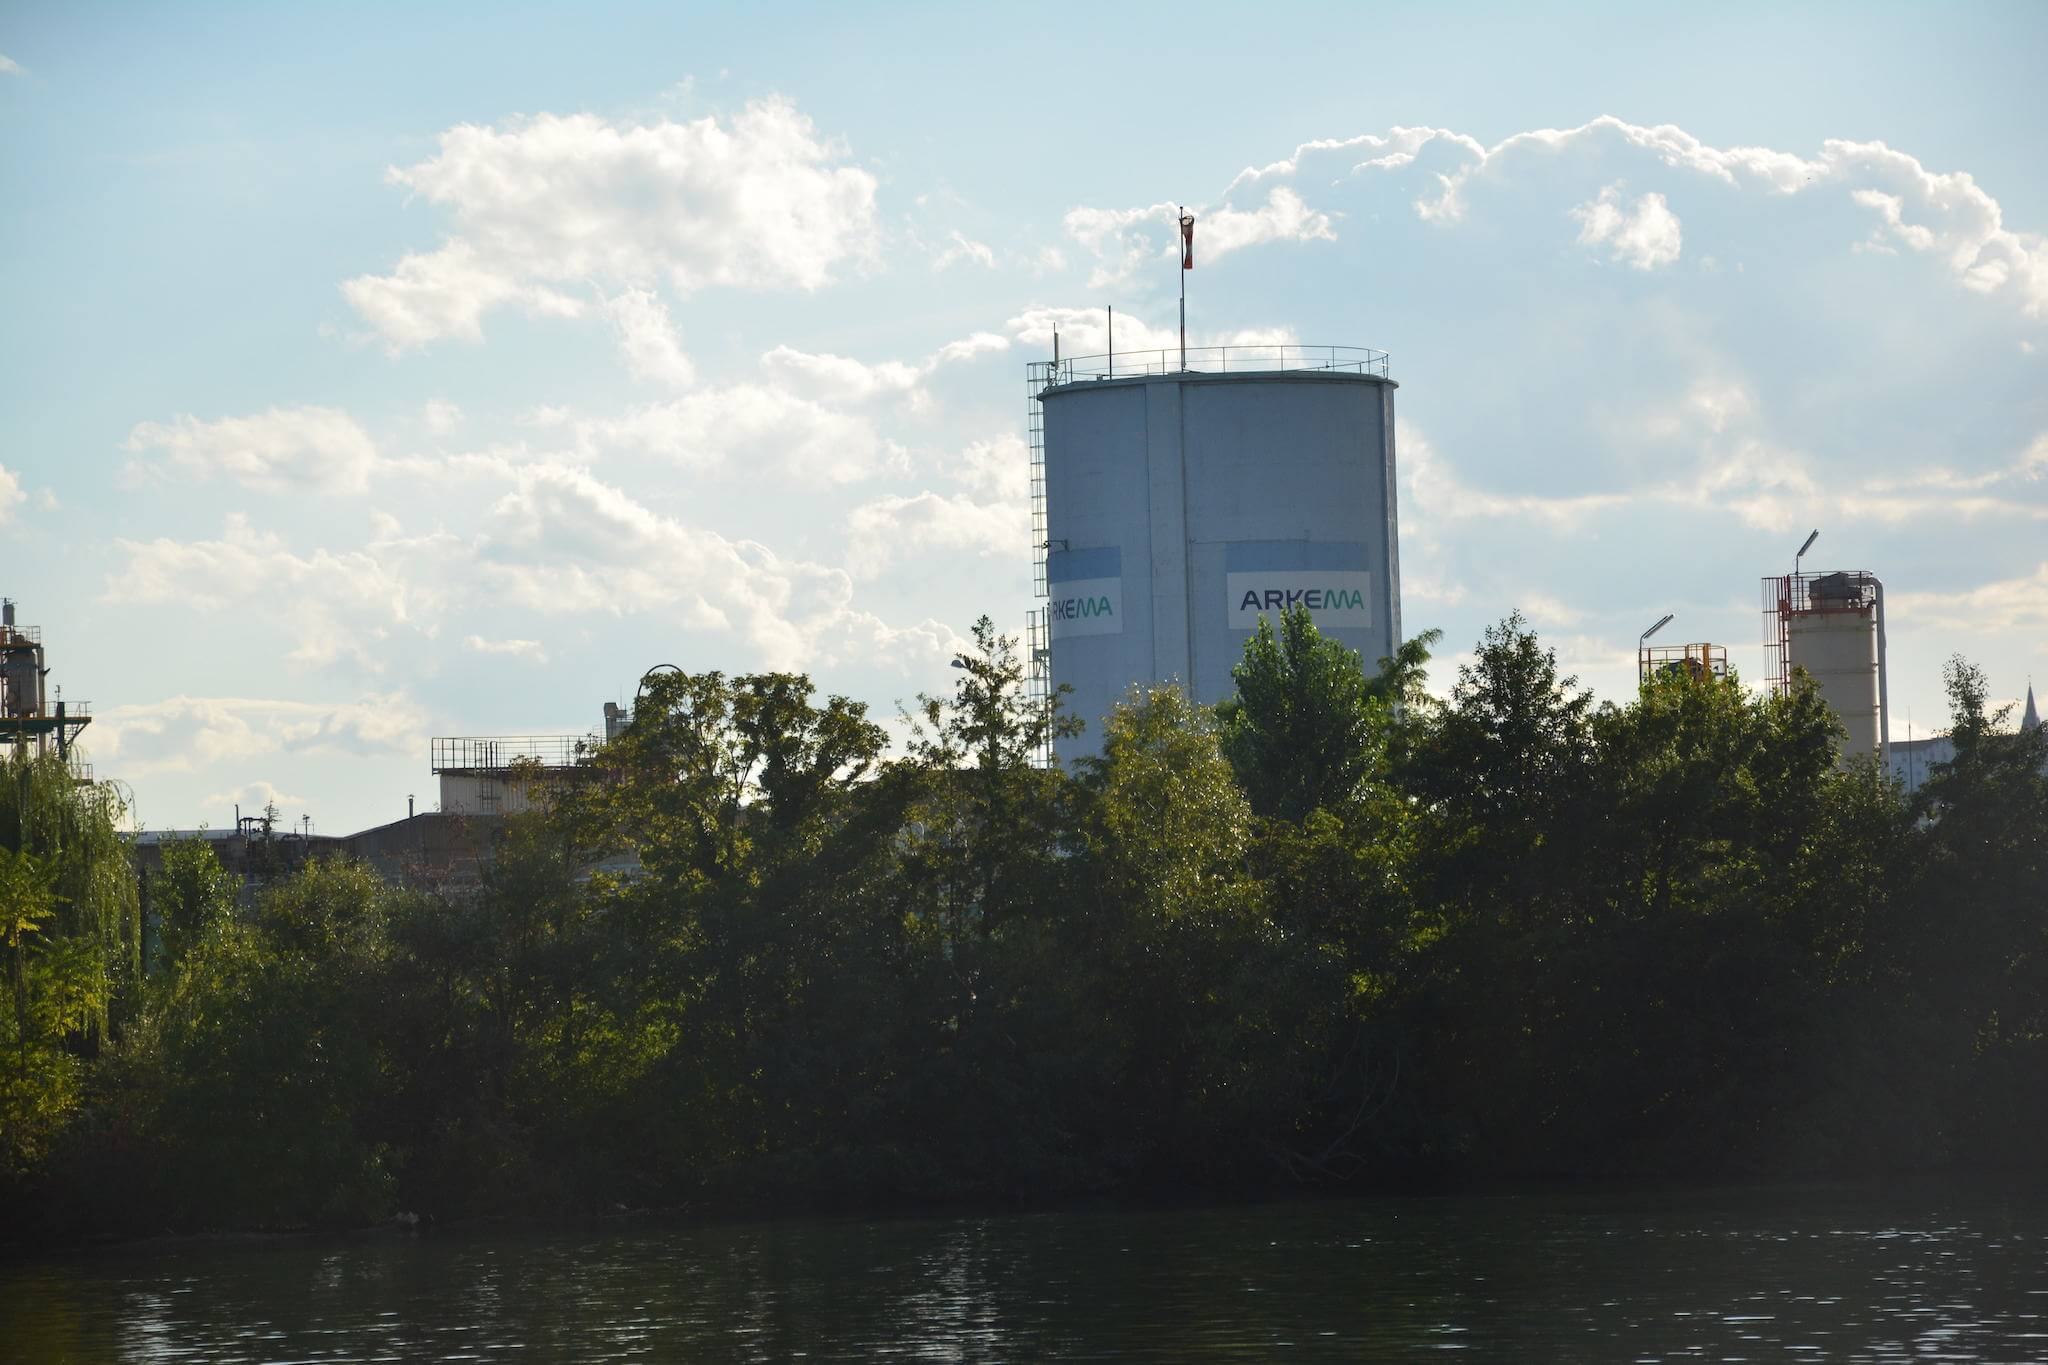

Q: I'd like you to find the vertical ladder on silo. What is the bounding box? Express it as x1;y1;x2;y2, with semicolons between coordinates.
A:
1023;361;1054;765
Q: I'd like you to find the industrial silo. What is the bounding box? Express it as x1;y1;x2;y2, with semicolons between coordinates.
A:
1763;568;1889;764
1028;346;1401;765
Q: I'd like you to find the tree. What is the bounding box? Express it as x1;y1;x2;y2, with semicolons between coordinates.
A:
1217;607;1441;822
0;753;137;1180
148;835;240;981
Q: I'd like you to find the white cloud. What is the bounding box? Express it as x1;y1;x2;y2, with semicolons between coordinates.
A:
845;489;1026;577
124;406;379;494
203;779;309;812
475;463;954;670
758;329;1007;405
423;399;464;434
583;383;905;483
932;230;996;271
953;433;1029;502
602;287;697;388
1399;420;1629;528
107;466;962;678
1570;184;1683;269
1006;305;1295;357
1890;563;2048;634
93;693;428;778
0;464;22;523
108;514;455;667
1335;116;2048;316
759;346;923;402
930;331;1009;366
463;634;549;663
344;98;880;348
1199;187;1338;258
1064;186;1336;287
0;53;21;76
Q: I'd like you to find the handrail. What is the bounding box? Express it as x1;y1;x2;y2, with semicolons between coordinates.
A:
1032;343;1390;386
430;734;603;772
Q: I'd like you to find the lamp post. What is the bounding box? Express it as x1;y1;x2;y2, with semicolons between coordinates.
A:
1796;529;1819;584
1638;613;1674;685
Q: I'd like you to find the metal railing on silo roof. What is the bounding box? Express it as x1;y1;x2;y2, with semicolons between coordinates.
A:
430;733;602;773
1032;344;1390;387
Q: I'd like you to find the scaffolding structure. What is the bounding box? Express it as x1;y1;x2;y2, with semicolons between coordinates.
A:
1761;570;1882;693
1639;642;1729;686
1761;568;1889;763
2;598;92;771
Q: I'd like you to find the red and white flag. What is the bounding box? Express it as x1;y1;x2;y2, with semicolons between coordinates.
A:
1180;212;1195;269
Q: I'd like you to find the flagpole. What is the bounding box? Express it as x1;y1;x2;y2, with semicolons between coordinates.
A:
1178;204;1186;373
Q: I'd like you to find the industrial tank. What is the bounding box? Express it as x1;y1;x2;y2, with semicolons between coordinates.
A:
1764;569;1888;764
1033;348;1400;764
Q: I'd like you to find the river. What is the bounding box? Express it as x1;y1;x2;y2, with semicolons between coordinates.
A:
4;1183;2045;1361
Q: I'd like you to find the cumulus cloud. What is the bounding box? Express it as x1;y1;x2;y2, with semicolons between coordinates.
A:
582;384;905;484
602;287;697;388
1891;562;2048;635
1006;305;1295;357
124;406;379;493
1064;186;1336;287
344;97;879;348
1400;421;1629;530
463;635;549;663
759;346;923;402
423;399;464;434
93;693;428;778
759;329;1008;405
0;464;23;523
952;433;1029;503
845;489;1026;577
1570;184;1683;269
107;465;964;678
203;779;308;812
476;463;955;669
0;53;21;76
109;514;455;667
1240;115;2046;317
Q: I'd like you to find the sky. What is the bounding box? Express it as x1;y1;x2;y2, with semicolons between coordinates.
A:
2;1;2044;835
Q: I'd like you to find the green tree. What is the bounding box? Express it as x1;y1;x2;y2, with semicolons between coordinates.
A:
148;858;398;1227
1217;607;1440;821
0;753;137;1179
148;834;240;980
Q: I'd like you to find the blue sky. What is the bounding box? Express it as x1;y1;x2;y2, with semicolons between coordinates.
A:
3;2;2044;833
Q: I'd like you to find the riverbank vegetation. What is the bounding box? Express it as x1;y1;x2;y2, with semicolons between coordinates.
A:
3;611;2044;1238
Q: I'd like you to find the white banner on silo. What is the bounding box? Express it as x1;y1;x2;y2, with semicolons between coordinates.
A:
1227;572;1373;630
1048;577;1122;638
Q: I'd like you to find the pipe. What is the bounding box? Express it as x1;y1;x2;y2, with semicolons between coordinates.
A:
1873;575;1891;766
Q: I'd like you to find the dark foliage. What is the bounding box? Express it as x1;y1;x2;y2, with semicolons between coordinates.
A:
3;612;2044;1238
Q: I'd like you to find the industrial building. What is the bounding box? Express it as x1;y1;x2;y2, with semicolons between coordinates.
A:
1;598;92;773
1026;344;1401;764
1887;682;2040;795
1763;566;1890;765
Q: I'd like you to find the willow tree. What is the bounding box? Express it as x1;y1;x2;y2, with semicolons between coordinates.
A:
0;750;140;1176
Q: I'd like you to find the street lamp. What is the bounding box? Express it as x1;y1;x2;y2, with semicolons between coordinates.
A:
1796;529;1819;580
1638;613;1674;685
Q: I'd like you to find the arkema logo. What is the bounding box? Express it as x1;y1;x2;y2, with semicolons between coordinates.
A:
1227;571;1372;630
1237;585;1367;613
1048;576;1122;638
1051;594;1115;622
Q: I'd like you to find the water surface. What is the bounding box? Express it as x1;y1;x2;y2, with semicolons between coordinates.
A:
5;1184;2046;1361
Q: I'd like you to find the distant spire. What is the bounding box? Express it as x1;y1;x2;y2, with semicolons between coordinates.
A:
2025;680;2041;732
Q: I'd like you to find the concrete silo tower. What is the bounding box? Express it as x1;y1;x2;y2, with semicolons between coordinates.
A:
1024;344;1401;765
1763;567;1890;764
